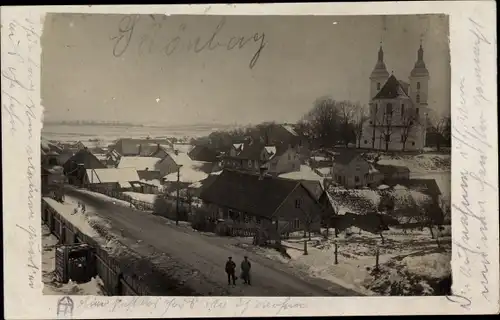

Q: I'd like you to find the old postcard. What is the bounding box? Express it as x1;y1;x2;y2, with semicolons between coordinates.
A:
1;2;498;319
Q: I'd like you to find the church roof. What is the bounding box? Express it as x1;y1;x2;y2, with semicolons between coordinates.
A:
373;75;410;100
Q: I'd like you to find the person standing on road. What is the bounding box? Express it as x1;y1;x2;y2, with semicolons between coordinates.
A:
225;257;236;285
241;256;252;285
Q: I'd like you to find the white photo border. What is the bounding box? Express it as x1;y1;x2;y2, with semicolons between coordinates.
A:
1;2;498;318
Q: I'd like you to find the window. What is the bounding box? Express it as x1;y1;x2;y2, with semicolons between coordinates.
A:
385;135;390;142
401;104;405;117
364;140;368;144
417;82;421;90
292;219;300;229
386;103;393;115
412;141;416;146
355;176;360;183
291;163;295;170
416;94;420;104
256;217;261;224
364;173;368;180
369;121;373;124
416;108;420;115
248;160;252;168
377;82;381;90
295;199;302;208
337;175;342;183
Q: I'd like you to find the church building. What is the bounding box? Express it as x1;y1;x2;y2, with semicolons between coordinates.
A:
360;44;429;151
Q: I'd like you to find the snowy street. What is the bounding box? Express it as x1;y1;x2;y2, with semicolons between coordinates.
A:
61;186;361;296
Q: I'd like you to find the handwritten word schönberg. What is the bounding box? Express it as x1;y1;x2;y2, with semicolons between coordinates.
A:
111;16;267;69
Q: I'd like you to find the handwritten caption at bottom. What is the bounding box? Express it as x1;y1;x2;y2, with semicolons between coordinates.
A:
78;296;306;316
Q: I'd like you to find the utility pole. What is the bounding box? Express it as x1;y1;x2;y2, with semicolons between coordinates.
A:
176;165;182;226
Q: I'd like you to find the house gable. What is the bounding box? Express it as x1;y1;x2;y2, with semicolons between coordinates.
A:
273;184;322;225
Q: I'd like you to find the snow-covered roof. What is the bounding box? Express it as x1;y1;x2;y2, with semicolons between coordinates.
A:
278;165;324;182
86;168;139;184
233;143;243;150
264;146;277;156
163;167;209;183
377;184;390;190
117;156;162;171
316;167;331;176
282;124;299;136
210;170;223;175
167;151;193;166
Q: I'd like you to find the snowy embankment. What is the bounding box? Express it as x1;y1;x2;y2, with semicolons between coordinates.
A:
122;192;157;204
236;227;451;296
42;224;105;295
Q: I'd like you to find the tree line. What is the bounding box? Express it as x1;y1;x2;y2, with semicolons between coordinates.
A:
191;96;451;152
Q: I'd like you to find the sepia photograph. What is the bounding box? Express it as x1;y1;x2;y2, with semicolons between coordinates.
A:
39;13;452;297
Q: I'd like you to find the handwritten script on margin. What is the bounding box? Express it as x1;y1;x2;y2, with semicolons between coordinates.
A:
446;17;496;310
110;15;267;69
78;296;307;316
1;18;40;289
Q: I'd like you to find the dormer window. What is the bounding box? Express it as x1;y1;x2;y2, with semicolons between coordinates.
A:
416;108;420;115
417;82;421;90
377;82;381;90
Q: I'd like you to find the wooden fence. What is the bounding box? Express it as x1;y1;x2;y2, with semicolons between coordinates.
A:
42;198;147;296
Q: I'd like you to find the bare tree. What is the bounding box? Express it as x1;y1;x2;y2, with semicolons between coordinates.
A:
399;109;419;151
302;96;341;148
434;116;451;151
336;100;357;148
353;103;370;148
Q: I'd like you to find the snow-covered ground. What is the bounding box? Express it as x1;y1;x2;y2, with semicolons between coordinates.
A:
234;227;451;296
42;224;105;295
375;153;450;174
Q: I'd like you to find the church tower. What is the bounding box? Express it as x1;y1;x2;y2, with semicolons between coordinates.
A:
409;43;430;112
369;45;390;100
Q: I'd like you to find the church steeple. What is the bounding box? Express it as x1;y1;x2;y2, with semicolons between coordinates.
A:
410;42;429;77
370;43;390;80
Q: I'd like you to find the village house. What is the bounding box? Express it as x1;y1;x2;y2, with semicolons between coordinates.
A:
188;145;218;162
105;149;122;167
41;166;66;196
331;151;385;188
73;140;107;154
84;167;140;193
199;170;324;234
373;163;411;182
63;148;107;185
112;138;174;156
222;138;301;176
117;156;176;180
267;123;310;157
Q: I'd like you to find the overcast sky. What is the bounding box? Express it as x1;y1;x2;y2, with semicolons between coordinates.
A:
41;14;450;125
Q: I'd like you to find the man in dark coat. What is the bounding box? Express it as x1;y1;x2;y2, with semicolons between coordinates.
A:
241;256;252;285
225;257;236;285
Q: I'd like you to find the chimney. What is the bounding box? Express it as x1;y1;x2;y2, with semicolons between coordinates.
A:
174;149;179;155
145;167;149;171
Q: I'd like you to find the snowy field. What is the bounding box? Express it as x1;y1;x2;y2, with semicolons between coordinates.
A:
41;123;229;145
42;224;105;295
233;227;451;296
